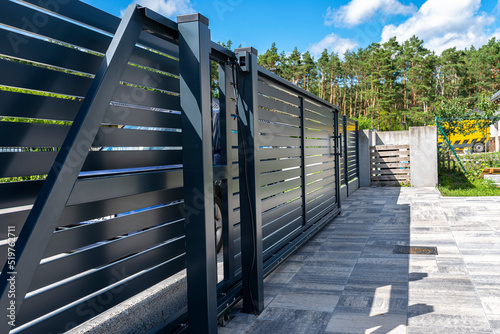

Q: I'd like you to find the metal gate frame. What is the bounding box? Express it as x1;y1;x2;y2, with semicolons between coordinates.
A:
0;3;348;332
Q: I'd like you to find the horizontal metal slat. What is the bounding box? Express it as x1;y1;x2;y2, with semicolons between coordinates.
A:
304;100;333;117
129;46;180;76
121;64;180;93
258;108;301;128
305;138;330;147
304;119;332;132
0;180;43;210
59;187;183;227
92;127;183;147
260;167;301;186
305;154;333;165
2;0;179;64
113;85;181;111
263;217;302;256
261;178;302;199
306;147;332;156
304;129;330;140
263;207;302;239
32;220;185;292
0;152;57;178
83;150;183;172
259;121;300;137
1;1;111;53
258;81;300;106
258;95;300;117
307;196;337;224
259;158;301;174
258;134;301;148
0;90;81;121
0;59;92;96
0;28;101;74
105;107;182;129
19;254;185;334
262;198;302;226
21;0;180;58
261;188;301;212
307;181;335;202
4;148;168;178
67;169;183;205
304;110;333;127
18;241;185;327
45;202;184;257
305;161;335;174
307;175;335;192
259;147;301;160
0;122;182;148
306;169;335;184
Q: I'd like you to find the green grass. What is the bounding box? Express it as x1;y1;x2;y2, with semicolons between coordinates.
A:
438;168;500;196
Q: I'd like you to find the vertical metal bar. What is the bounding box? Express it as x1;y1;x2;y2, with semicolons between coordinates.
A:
234;47;264;315
334;110;341;209
219;62;235;281
0;7;143;333
343;115;349;193
299;97;307;226
177;14;217;334
355;121;360;180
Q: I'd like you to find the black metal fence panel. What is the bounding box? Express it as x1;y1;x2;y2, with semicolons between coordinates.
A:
0;1;360;332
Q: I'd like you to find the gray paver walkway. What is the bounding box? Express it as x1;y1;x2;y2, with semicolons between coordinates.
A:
219;187;500;334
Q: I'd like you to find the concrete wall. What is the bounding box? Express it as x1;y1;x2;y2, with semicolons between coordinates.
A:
359;130;371;187
492;121;500;152
410;126;438;187
372;130;409;146
358;126;438;188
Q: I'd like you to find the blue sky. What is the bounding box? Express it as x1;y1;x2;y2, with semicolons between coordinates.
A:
82;0;500;58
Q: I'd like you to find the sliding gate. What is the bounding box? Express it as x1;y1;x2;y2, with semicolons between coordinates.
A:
0;1;343;333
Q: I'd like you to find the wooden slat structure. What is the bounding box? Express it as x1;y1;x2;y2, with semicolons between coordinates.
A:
370;145;410;186
439;153;500;171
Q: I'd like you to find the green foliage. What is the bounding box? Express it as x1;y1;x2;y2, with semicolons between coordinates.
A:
438;152;500;196
257;37;500;128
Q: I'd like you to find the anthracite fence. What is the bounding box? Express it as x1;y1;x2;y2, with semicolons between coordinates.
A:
0;1;359;333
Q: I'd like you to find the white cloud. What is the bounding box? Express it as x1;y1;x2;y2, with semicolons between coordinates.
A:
130;0;194;19
309;33;358;59
381;0;495;53
325;0;416;27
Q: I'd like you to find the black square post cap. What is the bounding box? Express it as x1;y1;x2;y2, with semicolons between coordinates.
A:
235;47;258;56
177;13;209;26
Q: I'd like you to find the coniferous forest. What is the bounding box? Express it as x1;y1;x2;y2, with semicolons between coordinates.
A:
254;36;500;130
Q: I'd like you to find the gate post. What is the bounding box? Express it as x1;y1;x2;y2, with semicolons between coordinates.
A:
334;111;342;209
299;97;308;225
234;47;264;315
177;14;217;334
355;121;360;179
343;115;349;193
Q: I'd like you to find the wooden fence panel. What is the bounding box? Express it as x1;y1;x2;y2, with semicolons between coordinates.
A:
370;145;410;186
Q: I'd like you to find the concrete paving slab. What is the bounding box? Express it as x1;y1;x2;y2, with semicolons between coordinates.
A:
219;188;500;334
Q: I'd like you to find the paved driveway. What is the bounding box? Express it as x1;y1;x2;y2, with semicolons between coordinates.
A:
220;187;500;334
